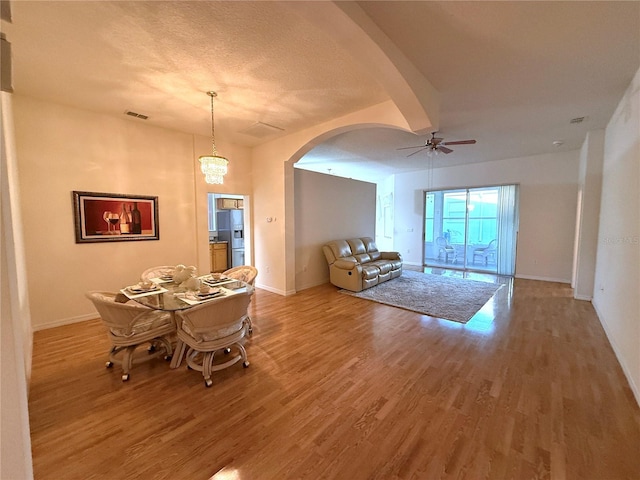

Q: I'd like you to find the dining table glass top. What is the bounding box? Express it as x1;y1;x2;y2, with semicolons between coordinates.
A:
118;275;250;311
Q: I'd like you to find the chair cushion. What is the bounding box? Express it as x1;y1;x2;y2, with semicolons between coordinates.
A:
110;310;173;337
180;319;244;342
227;268;253;283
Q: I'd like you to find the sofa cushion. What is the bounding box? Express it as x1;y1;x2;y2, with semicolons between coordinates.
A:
363;276;379;289
361;264;380;280
347;238;367;255
363;238;381;260
328;240;353;261
371;260;392;275
362;237;378;252
387;258;403;270
377;271;391;283
354;253;371;263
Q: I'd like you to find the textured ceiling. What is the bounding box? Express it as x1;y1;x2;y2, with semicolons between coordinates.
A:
3;1;388;144
3;1;639;182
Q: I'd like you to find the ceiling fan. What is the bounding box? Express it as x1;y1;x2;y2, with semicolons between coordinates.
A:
397;132;477;157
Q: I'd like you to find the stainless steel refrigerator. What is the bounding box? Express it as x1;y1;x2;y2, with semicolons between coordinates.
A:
216;209;244;268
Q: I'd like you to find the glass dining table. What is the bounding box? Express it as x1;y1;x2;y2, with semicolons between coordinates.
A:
119;276;249;309
117;274;251;368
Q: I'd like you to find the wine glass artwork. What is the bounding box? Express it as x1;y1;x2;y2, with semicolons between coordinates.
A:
102;211;111;234
102;211;119;234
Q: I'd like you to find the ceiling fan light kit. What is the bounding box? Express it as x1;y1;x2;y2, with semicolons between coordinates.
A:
398;132;477;158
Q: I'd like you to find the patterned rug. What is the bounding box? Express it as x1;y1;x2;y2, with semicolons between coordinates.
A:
340;270;503;323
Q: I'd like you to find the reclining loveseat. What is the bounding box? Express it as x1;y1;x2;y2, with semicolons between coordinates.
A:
322;237;403;292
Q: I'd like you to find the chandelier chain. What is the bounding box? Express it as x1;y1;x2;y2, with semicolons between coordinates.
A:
208;91;218;155
199;90;228;185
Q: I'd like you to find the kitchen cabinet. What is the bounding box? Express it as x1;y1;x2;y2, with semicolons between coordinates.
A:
216;198;243;209
210;242;228;273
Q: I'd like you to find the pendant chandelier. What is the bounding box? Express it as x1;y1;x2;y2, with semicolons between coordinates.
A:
199;91;228;184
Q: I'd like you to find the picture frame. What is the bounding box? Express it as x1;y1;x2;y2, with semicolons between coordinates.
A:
72;191;159;243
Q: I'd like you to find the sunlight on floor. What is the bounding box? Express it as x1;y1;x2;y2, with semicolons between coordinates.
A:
210;468;241;480
463;297;498;334
431;299;496;335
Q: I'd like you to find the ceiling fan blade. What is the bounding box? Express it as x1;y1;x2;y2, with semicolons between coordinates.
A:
437;146;453;154
406;148;428;157
442;139;476;146
397;145;426;150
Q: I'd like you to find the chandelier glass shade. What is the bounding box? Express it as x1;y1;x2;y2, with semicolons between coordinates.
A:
199;154;228;184
199;91;228;184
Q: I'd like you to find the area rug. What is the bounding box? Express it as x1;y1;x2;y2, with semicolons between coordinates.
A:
340;270;503;323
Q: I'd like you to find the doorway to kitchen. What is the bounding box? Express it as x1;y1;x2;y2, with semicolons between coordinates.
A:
207;193;247;273
423;185;519;276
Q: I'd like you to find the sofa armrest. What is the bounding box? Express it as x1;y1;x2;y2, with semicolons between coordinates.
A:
334;259;358;270
380;251;402;261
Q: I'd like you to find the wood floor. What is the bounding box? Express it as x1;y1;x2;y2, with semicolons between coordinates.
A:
29;276;640;480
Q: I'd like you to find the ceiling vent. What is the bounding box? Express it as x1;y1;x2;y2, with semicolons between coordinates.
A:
570;116;586;124
239;121;284;138
125;110;148;120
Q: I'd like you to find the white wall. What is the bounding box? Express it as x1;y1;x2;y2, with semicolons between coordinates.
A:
13;95;251;330
294;169;376;291
1;92;34;480
392;150;580;282
250;100;411;295
593;66;640;404
192;133;253;285
374;176;395;252
573;130;604;300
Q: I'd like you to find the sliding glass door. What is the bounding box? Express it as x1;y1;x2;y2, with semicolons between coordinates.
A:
423;185;519;275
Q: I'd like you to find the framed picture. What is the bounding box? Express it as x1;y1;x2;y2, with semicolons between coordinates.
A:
72;191;159;243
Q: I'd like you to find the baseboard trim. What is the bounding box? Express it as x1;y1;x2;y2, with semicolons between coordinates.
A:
35;286;292;331
254;284;292;296
404;261;423;267
574;294;593;301
296;280;328;292
33;312;97;331
592;301;640;408
514;274;571;284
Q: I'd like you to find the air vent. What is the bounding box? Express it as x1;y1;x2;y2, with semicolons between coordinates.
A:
239;121;284;138
570;116;586;124
125;110;149;120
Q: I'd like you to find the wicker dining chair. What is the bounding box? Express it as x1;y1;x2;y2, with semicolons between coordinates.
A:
140;265;175;281
173;291;252;388
222;265;258;285
222;265;258;334
86;291;175;381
